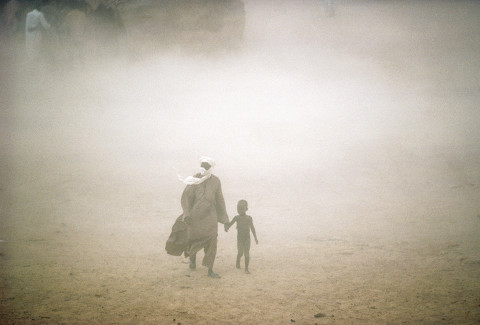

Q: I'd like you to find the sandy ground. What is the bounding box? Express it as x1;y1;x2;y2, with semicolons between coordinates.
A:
1;0;480;324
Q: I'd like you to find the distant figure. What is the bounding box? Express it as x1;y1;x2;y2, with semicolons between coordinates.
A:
176;156;229;278
225;200;258;274
25;2;50;62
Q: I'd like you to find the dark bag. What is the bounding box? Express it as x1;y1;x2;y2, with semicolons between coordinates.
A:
165;215;188;256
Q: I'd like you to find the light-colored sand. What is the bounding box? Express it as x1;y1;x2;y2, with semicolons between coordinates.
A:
1;1;479;324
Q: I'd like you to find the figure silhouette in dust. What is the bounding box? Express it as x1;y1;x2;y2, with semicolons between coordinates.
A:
178;156;230;278
225;200;258;274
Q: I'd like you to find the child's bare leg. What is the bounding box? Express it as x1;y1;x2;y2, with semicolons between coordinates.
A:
236;252;242;269
236;239;243;269
244;238;251;273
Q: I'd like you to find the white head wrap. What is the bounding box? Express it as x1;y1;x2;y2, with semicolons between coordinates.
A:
178;156;216;185
199;156;215;168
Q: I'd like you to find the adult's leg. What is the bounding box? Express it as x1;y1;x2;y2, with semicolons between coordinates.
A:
202;235;220;278
189;254;196;270
187;235;213;271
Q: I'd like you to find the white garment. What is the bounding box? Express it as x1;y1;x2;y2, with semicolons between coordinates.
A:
200;156;215;168
178;156;216;185
178;169;212;185
25;9;50;60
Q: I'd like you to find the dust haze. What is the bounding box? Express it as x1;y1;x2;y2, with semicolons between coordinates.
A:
1;0;480;323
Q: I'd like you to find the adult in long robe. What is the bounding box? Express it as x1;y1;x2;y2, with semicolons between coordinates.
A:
25;5;50;62
179;157;229;278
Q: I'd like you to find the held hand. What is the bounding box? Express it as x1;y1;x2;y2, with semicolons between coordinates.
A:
224;224;229;232
255;239;259;245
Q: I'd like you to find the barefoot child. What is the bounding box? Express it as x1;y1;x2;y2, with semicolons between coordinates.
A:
225;200;258;274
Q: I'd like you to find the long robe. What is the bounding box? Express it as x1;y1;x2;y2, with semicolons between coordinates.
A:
25;9;50;61
181;174;228;268
165;215;188;256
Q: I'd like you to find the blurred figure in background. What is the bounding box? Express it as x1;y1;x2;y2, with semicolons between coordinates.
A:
25;0;50;62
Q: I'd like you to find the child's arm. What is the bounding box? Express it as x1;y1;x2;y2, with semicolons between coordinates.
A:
250;217;258;244
224;216;237;232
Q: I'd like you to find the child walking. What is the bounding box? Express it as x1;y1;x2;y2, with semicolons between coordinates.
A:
225;200;258;274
